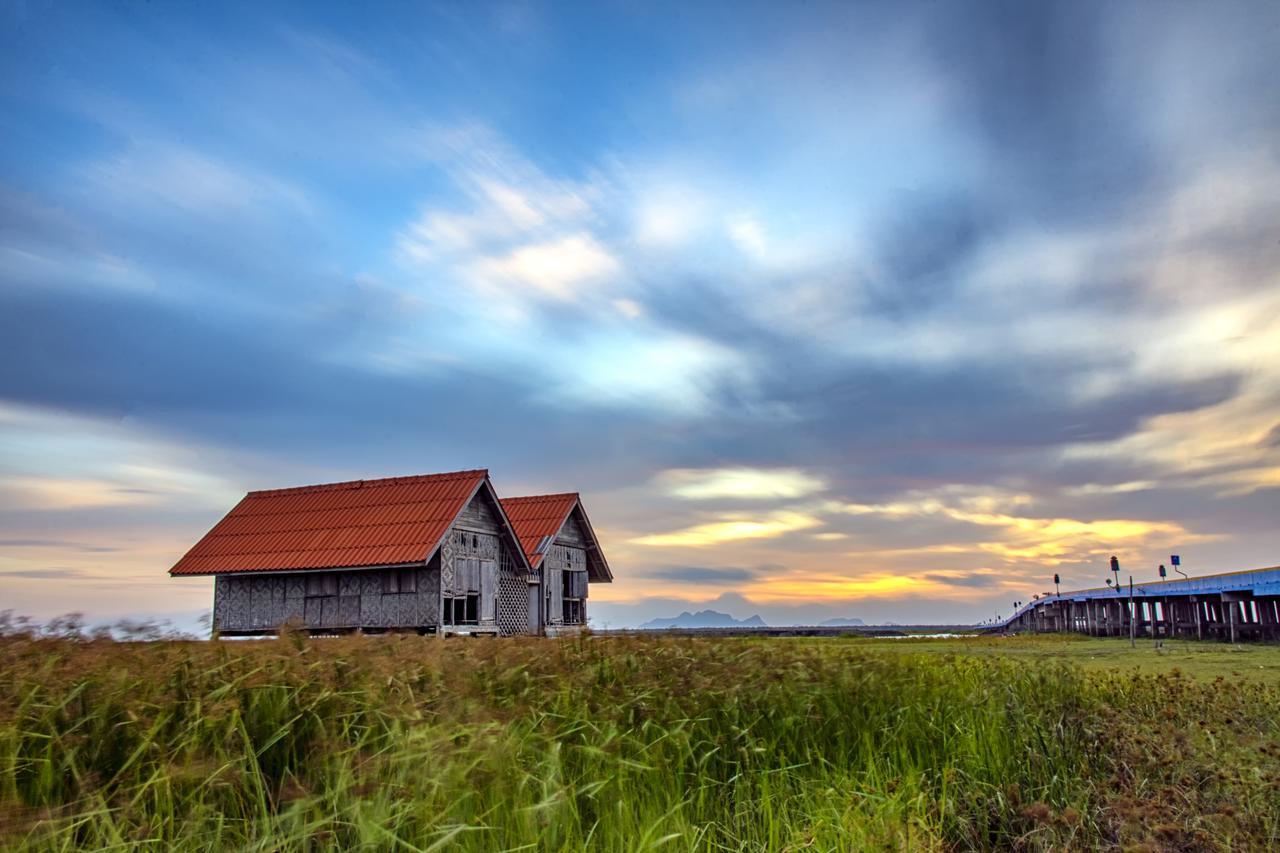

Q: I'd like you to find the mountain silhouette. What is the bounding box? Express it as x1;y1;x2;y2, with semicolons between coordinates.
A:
638;609;767;629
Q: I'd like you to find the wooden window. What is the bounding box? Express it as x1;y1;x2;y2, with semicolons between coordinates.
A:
480;560;497;622
560;570;587;624
443;594;479;625
562;599;584;624
545;567;562;624
305;574;338;598
453;557;481;596
383;568;418;594
562;570;587;599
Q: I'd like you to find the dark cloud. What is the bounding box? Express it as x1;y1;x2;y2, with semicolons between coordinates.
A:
639;564;776;583
864;193;994;319
923;572;1001;589
0;539;120;552
921;1;1162;222
3;568;93;579
737;358;1243;502
0;278;707;493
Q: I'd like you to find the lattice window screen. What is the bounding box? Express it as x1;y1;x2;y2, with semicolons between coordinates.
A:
497;546;528;635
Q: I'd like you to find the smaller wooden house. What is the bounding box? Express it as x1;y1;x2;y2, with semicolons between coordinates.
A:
500;493;612;635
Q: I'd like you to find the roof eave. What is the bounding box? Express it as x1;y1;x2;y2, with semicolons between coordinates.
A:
569;498;613;583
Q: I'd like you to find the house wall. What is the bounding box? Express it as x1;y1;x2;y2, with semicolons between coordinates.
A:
556;513;586;547
543;510;589;626
212;555;442;634
543;542;587;626
441;488;530;635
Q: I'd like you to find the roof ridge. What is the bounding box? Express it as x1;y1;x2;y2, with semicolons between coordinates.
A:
200;518;446;535
500;492;579;503
248;469;488;497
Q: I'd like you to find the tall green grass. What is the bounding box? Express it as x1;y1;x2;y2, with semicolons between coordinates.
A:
1;634;1277;850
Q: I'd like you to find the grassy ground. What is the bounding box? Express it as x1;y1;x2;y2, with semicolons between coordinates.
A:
1;632;1277;851
867;634;1280;685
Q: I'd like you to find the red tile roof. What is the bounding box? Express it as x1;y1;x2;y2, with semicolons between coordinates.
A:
500;493;580;570
169;470;488;576
500;493;612;581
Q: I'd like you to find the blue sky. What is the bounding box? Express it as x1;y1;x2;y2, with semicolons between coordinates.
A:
2;0;1279;629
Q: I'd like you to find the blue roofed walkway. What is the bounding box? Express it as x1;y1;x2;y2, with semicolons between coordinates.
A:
995;564;1280;643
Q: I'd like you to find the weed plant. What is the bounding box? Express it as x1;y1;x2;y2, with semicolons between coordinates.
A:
1;633;1277;851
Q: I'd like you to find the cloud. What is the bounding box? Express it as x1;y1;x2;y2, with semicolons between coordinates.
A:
473;232;620;299
2;568;95;580
0;403;246;519
659;467;827;501
543;329;750;416
631;511;822;547
727;215;767;260
397;124;602;267
746;572;952;603
633;184;711;246
830;488;1204;567
0;539;119;552
0;477;157;510
639;565;768;583
922;571;1002;588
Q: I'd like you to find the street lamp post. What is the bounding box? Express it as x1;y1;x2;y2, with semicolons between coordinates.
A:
1129;575;1136;648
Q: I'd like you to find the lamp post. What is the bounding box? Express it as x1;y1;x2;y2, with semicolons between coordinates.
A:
1129;575;1136;648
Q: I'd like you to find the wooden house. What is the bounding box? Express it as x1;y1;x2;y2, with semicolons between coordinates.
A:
500;493;612;635
169;470;541;637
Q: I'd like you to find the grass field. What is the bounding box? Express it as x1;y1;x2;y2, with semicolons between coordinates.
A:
1;632;1277;851
872;633;1280;685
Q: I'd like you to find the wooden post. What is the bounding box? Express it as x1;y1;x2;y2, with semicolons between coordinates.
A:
1129;577;1136;648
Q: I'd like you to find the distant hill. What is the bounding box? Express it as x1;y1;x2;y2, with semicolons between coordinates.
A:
639;609;767;629
819;617;865;627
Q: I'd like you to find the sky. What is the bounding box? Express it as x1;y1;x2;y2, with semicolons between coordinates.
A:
1;0;1279;631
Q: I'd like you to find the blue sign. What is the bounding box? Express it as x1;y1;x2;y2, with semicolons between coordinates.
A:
1171;555;1181;566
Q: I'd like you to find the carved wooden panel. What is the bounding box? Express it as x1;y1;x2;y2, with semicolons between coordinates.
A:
209;558;441;633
